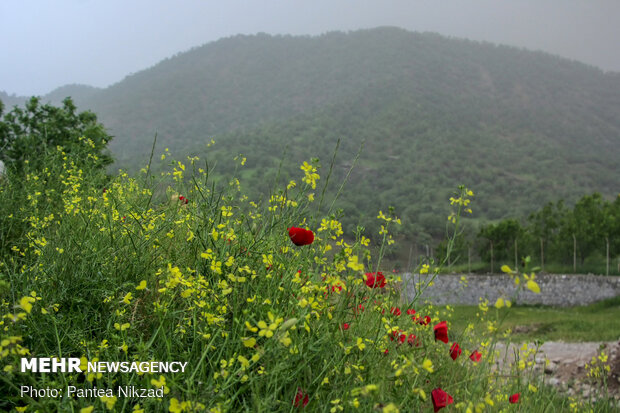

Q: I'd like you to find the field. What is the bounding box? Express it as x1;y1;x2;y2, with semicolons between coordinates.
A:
447;297;620;342
0;144;618;412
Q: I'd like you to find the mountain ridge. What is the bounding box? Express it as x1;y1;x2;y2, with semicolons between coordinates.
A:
2;27;619;241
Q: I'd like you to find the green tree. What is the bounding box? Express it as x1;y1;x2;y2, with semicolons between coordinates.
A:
0;97;113;174
477;219;523;268
572;193;607;264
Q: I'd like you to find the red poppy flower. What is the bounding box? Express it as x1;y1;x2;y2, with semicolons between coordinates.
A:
431;388;454;412
407;334;420;347
469;350;481;362
288;227;314;246
389;330;406;344
365;272;386;288
406;309;416;315
178;195;189;204
417;315;431;326
433;321;449;343
342;323;350;330
509;393;520;404
390;307;401;316
450;342;462;361
293;388;309;408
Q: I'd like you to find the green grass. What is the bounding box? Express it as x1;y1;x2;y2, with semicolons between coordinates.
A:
434;260;620;276
2;147;617;412
446;296;620;342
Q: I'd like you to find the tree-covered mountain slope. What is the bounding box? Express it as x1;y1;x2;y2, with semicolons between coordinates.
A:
2;27;619;241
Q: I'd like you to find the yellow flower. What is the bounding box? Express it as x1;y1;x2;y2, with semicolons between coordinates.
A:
347;255;364;272
136;280;147;290
356;337;366;351
382;403;399;413
169;398;188;413
237;355;250;369
114;322;130;331
526;279;540;294
151;375;170;394
422;359;434;373
18;296;36;314
80;407;94;413
413;388;426;401
100;395;117;410
242;337;256;348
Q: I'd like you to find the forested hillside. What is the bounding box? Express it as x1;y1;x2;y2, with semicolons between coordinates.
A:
2;27;619;245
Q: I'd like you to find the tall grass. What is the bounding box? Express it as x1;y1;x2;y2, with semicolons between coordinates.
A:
0;145;615;412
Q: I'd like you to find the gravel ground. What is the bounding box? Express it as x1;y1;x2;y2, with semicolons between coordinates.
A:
495;341;620;402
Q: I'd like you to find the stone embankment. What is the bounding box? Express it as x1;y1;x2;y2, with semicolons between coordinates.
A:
403;273;620;306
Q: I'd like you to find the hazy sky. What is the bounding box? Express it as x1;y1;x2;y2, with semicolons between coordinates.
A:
2;0;620;96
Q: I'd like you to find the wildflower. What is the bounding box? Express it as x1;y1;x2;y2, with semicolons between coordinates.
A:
382;403;399;413
390;330;406;344
407;334;420;347
178;195;188;204
449;342;462;361
288;227;314;246
365;272;386;289
431;388;453;412
390;307;401;316
242;337;256;348
19;296;36;313
433;321;449;343
293;388;309;408
406;309;416;315
342;323;350;331
422;359;434;373
417;315;431;325
469;350;482;362
524;273;540;293
509;393;520;404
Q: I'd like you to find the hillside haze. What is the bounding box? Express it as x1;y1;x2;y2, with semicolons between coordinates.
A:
3;27;620;241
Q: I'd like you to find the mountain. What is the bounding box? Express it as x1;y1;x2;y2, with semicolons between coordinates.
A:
2;27;620;242
44;84;102;104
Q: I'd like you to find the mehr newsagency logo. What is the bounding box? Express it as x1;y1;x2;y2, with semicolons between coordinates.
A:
19;357;188;399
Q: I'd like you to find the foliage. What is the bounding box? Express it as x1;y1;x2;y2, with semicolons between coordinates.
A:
1;144;612;411
3;28;620;247
474;193;620;272
447;296;620;342
0;97;113;176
